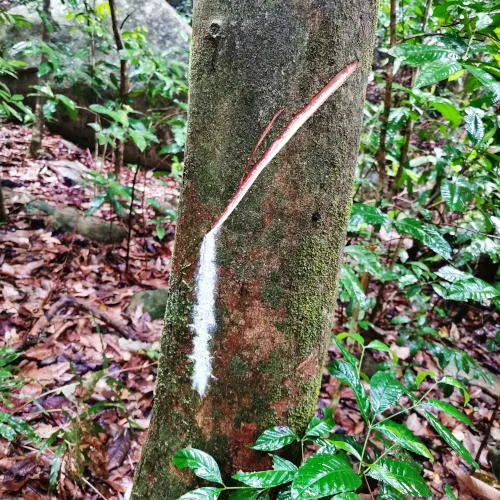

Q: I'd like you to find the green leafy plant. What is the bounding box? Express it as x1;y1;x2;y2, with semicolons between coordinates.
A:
173;333;477;499
86;170;133;217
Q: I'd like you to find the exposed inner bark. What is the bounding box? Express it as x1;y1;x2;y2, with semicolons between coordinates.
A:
132;1;377;497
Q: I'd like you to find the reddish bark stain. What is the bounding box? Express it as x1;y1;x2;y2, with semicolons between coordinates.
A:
229;422;272;472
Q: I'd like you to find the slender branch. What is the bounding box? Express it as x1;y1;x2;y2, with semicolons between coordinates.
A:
374;0;397;197
108;0;130;175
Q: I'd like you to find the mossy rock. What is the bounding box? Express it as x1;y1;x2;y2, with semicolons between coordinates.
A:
50;207;127;244
128;289;170;319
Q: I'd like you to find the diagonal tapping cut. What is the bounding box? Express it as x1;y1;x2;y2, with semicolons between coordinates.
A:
190;60;360;397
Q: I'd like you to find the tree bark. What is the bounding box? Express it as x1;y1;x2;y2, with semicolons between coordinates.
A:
132;1;377;497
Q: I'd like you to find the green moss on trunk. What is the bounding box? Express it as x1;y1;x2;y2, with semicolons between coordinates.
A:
132;1;377;497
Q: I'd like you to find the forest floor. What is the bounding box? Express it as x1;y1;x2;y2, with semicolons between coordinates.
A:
0;122;499;499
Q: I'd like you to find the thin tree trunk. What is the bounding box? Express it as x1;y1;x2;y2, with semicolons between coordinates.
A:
132;1;377;497
0;182;6;223
108;0;129;176
392;0;433;194
29;0;50;158
375;0;397;197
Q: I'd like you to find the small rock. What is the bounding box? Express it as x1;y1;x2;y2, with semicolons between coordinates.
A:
127;289;170;319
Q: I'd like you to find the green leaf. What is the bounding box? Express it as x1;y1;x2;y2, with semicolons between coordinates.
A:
233;470;296;489
464;108;484;142
333;335;359;369
415;61;462;88
173;448;223;484
277;487;293;500
426;400;472;426
340;266;367;308
349;204;387;228
329;361;370;422
433;268;499;302
250;427;299;451
444;484;458;500
366;340;398;363
370;372;406;416
441;179;473;211
428;98;462;127
366;459;431;497
376;483;406;500
179;487;222;500
304;408;335;438
395;218;451;259
337;332;365;346
332;493;362;500
326;439;363;461
49;445;64;490
415;371;436;388
229;489;262;500
462;64;500;102
129;129;148;152
291;454;361;499
273;455;298;471
374;421;433;460
0;412;38;442
424;411;478;468
390;44;459;66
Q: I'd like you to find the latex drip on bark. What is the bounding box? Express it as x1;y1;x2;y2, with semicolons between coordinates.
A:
190;61;360;397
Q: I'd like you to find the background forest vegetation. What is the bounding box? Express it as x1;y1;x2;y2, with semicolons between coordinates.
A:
0;0;498;498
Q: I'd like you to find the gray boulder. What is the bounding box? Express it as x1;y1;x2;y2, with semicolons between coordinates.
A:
0;0;191;167
2;0;191;63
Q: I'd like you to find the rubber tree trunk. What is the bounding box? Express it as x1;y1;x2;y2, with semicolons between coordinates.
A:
132;1;377;497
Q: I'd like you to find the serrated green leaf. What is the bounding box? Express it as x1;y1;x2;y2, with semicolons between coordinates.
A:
374;421;433;460
250;427;299;451
273;455;298;471
329;361;370;422
173;448;223;484
179;487;222;500
366;340;398;363
426;400;471;426
291;454;361;499
415;61;462;88
395;218;451;259
304;408;335;439
424;411;478;468
367;459;431;497
233;469;296;489
370;372;406;416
